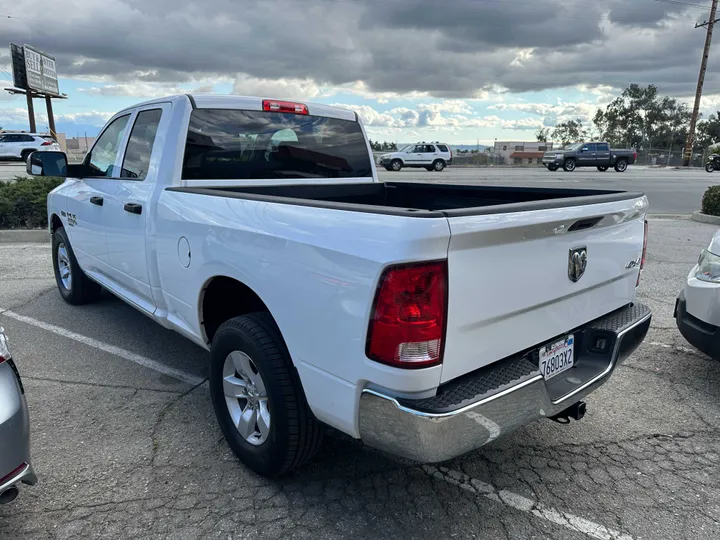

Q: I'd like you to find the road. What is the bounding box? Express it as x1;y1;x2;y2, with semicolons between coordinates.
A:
1;217;720;539
3;161;716;215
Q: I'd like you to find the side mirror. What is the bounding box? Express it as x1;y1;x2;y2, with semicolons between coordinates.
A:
581;147;589;153
27;151;69;177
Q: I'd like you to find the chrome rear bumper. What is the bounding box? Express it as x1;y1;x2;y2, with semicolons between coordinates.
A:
358;303;651;463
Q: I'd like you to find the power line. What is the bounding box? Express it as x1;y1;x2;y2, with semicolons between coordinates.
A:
650;0;712;9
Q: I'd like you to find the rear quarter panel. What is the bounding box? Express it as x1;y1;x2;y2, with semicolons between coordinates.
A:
154;190;451;435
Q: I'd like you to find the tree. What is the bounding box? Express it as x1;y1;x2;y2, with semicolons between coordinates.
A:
535;127;550;142
593;84;691;149
552;119;587;146
697;112;720;148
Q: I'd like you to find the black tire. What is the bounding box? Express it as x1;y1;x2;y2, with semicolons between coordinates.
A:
390;159;402;171
384;166;393;171
425;166;434;171
20;149;32;163
706;163;715;173
209;313;323;477
614;159;628;172
433;159;446;172
597;166;609;172
52;227;102;305
563;159;576;172
547;164;559;172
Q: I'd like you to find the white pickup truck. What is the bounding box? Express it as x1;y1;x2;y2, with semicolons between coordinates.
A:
31;95;651;477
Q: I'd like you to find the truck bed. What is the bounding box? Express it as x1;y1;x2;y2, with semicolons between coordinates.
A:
169;182;642;217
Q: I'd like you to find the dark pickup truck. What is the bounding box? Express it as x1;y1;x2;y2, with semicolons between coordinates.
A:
542;142;636;173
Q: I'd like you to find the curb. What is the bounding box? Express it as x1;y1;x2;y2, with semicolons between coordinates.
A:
0;229;50;244
691;211;720;225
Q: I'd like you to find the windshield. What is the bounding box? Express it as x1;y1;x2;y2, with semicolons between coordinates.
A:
564;142;584;151
182;109;373;180
399;144;414;153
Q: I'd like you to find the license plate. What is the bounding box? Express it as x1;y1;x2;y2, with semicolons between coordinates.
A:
539;335;574;380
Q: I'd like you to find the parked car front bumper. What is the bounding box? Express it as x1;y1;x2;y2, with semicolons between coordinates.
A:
675;289;720;360
0;360;37;499
358;303;651;462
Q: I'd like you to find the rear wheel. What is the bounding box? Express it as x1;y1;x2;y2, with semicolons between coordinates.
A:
425;166;434;171
707;162;715;173
433;159;446;172
209;313;323;477
614;159;628;172
391;159;402;171
563;159;576;172
597;166;609;172
52;227;102;305
20;149;32;163
384;166;392;171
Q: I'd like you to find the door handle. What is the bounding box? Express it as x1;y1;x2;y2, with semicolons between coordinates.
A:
124;203;142;215
90;196;104;206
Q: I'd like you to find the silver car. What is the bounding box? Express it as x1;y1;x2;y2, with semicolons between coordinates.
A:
0;327;36;504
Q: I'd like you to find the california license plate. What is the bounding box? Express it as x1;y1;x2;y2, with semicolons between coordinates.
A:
539;335;574;380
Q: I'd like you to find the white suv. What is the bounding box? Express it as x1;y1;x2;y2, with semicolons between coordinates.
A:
0;133;60;162
379;142;452;172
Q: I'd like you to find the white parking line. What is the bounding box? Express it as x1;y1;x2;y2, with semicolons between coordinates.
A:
0;309;205;386
424;466;633;540
647;341;696;355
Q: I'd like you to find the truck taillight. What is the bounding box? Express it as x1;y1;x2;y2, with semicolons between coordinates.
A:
366;261;447;368
41;141;53;146
262;99;308;115
633;151;637;160
637;220;648;286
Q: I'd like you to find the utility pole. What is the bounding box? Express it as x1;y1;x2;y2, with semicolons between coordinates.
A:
684;0;719;166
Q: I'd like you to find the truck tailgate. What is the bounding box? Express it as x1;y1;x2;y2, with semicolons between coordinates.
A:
441;195;647;383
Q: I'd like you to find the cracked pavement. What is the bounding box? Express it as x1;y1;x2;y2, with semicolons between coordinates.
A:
1;218;720;539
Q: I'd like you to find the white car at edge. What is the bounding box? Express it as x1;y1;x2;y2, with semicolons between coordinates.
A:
378;142;452;171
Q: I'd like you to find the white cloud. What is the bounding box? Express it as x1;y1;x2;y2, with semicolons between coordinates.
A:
232;74;327;100
331;104;396;126
77;83;185;98
56;111;115;126
501;118;545;130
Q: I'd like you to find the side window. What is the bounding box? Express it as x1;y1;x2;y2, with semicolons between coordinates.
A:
87;114;131;177
121;109;163;180
425;145;436;153
22;135;35;142
582;143;596;152
436;145;448;152
413;145;424;153
6;134;21;143
597;143;609;151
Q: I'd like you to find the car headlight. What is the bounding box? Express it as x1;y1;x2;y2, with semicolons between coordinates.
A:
554;153;563;159
696;249;720;282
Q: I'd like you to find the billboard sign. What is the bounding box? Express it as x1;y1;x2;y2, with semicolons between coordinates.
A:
22;45;60;96
9;44;28;89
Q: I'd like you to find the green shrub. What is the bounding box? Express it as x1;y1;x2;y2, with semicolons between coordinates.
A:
702;185;720;217
0;176;64;229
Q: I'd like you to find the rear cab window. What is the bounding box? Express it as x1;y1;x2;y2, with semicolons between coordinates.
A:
182;109;373;180
596;143;609;151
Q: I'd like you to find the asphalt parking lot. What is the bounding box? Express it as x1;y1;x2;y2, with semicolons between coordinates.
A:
1;216;720;540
